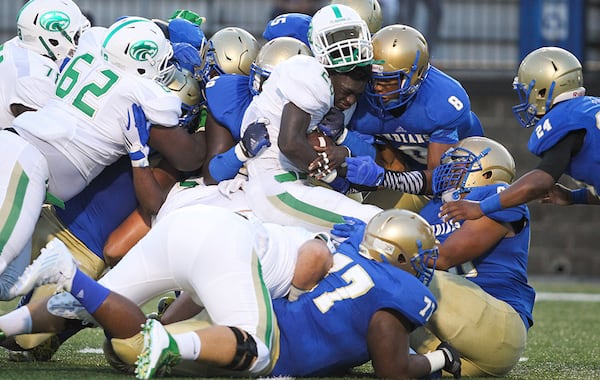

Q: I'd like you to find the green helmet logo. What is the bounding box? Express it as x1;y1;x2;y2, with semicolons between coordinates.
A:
129;40;159;61
40;11;71;32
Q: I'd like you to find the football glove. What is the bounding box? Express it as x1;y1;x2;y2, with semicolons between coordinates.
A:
331;216;366;252
317;107;346;143
123;104;151;167
236;118;271;160
437;342;462;379
172;42;202;73
345;156;384;186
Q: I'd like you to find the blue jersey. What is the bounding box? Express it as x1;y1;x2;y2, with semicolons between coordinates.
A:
263;13;311;46
272;248;436;377
204;74;253;141
419;185;535;329
348;66;483;170
55;157;137;259
527;96;600;191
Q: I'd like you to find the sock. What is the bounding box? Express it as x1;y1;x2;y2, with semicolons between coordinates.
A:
0;306;32;336
424;350;446;373
69;268;110;314
172;331;201;360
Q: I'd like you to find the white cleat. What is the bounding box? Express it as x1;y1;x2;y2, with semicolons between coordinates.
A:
9;238;77;298
135;319;181;379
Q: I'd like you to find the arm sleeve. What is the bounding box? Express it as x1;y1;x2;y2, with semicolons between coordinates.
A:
535;129;585;181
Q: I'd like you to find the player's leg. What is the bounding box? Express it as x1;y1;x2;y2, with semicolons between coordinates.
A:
409;270;527;376
0;131;48;299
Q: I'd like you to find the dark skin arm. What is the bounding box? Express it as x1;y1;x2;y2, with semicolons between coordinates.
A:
427;141;454;170
201;112;236;185
434;216;512;270
148;125;206;172
440;169;554;221
103;160;179;267
278;102;320;172
368;309;432;379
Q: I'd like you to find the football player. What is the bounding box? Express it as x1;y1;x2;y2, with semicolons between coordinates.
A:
335;24;484;211
440;47;600;222
343;137;535;376
0;16;205;300
203;36;313;184
238;4;382;232
0;0;90;128
4;204;336;378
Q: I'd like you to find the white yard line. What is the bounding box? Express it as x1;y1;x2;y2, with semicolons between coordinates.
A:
535;292;600;302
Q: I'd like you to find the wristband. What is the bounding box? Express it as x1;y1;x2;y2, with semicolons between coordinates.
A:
335;128;349;145
320;169;338;183
570;188;589;204
234;143;250;162
479;193;502;215
131;156;149;168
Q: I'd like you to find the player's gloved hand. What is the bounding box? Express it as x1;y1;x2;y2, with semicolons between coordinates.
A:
235;118;271;161
168;17;206;49
331;216;366;252
345;156;384;186
437;342;462;379
317;107;346;143
123;104;151;167
172;42;202;73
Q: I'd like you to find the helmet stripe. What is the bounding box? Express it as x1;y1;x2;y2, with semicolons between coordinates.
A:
102;18;147;48
331;5;343;18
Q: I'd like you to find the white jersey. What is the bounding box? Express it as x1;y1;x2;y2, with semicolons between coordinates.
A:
0;37;60;128
240;55;333;172
12;27;181;192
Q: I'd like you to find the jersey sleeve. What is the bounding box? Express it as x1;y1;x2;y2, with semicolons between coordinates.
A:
11;75;57;110
276;56;333;118
137;82;182;127
527;107;585;156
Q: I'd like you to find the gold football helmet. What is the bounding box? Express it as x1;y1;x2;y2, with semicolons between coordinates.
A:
367;24;430;110
362;209;439;285
512;46;583;128
249;36;312;95
198;27;259;84
433;136;516;202
167;68;203;132
330;0;383;34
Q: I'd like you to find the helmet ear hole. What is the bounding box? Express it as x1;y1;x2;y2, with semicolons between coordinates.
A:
482;171;493;180
49;39;59;47
137;68;146;76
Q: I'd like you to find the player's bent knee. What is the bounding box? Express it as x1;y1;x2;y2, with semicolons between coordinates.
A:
225;326;270;374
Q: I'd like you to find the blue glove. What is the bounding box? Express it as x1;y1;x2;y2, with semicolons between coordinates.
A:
317;107;345;142
172;42;202;73
238;118;271;159
331;216;366;252
345;156;384;186
123;104;151;167
168;18;206;49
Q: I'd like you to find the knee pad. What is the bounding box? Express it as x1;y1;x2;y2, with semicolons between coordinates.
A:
224;326;258;371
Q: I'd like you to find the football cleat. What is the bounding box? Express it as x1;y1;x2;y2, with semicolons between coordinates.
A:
135;319;181;379
7;335;61;362
9;238;77;298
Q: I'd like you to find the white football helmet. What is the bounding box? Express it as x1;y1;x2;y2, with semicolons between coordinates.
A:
249;36;313;95
167;68;203;132
101;17;175;85
17;0;90;61
362;209;439;285
512;47;584;128
432;136;516;202
198;27;260;85
309;4;373;72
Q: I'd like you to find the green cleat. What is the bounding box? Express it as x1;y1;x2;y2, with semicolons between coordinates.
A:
135;319;181;379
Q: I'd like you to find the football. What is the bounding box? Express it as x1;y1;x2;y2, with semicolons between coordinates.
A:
306;130;334;148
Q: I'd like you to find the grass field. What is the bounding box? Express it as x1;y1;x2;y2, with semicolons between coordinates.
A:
0;277;599;380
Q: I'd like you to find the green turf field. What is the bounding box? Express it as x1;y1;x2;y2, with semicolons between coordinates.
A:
0;278;599;379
